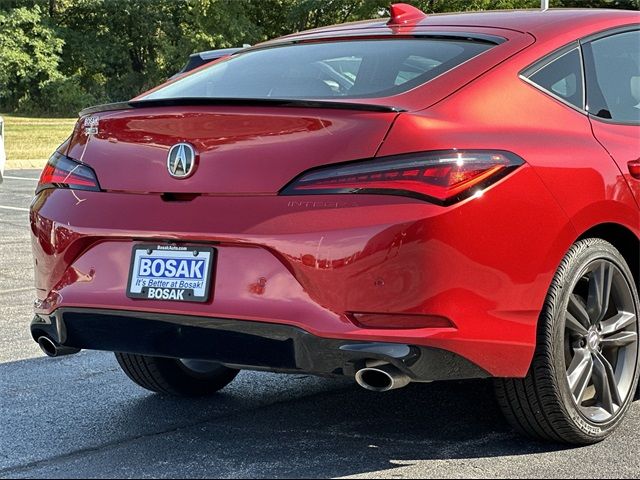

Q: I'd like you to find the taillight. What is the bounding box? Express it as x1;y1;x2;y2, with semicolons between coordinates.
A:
281;150;524;205
37;152;100;194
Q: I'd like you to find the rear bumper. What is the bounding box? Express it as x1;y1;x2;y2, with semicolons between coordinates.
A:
29;166;575;377
31;308;489;381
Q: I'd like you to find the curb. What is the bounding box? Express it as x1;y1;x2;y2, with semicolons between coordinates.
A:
5;159;47;170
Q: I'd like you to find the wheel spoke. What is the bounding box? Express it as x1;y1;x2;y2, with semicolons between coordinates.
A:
566;348;593;403
562;258;638;424
566;311;588;335
587;262;614;324
592;351;621;414
568;294;591;328
601;331;638;348
600;311;636;336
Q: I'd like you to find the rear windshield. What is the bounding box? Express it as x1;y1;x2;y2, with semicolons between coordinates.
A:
142;39;494;101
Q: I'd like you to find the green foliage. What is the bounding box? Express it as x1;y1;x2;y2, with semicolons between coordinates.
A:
0;5;63;113
38;74;97;116
0;0;637;116
554;0;639;7
53;1;195;103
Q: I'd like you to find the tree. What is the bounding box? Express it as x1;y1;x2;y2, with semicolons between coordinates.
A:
0;5;63;112
53;0;201;102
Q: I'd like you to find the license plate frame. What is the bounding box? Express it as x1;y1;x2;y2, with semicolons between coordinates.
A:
126;244;215;303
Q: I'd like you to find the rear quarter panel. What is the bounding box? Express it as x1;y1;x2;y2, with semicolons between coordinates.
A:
375;26;639;374
381;21;639;250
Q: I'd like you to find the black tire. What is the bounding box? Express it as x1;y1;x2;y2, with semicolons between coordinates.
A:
115;352;239;397
495;238;640;444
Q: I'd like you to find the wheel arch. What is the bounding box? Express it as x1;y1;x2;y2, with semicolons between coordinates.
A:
575;222;639;287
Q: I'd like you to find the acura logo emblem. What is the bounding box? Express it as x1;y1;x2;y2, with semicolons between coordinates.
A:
167;143;197;178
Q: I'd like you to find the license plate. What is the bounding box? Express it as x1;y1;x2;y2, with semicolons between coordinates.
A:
127;245;215;302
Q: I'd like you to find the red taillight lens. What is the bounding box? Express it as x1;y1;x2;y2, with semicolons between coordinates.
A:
37;152;100;194
281;150;524;205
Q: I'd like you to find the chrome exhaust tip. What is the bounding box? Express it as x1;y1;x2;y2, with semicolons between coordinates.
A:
355;363;411;392
37;336;80;357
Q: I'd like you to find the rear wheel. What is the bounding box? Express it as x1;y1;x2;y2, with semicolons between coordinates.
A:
115;353;239;397
495;238;639;444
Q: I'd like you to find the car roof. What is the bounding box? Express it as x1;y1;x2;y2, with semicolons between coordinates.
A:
239;8;637;113
269;9;639;45
147;8;637;114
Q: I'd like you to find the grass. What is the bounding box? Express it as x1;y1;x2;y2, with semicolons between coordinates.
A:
1;114;77;162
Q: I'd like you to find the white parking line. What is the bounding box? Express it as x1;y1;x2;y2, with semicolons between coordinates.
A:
0;205;29;212
0;286;33;295
3;175;38;181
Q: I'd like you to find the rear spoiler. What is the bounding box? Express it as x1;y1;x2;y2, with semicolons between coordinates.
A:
79;98;405;117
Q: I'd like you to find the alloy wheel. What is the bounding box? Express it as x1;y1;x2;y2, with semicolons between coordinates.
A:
564;259;639;423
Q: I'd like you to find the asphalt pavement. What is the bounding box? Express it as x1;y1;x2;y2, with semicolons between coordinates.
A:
0;170;639;479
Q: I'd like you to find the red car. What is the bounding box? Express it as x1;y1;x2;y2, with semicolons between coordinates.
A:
30;5;639;444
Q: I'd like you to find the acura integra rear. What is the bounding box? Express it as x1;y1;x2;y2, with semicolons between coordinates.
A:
29;5;640;444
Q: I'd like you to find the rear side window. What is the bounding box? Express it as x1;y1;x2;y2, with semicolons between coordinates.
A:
583;30;640;124
524;47;584;110
142;39;494;101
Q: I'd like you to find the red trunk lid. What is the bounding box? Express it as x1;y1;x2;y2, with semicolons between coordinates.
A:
66;106;398;194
